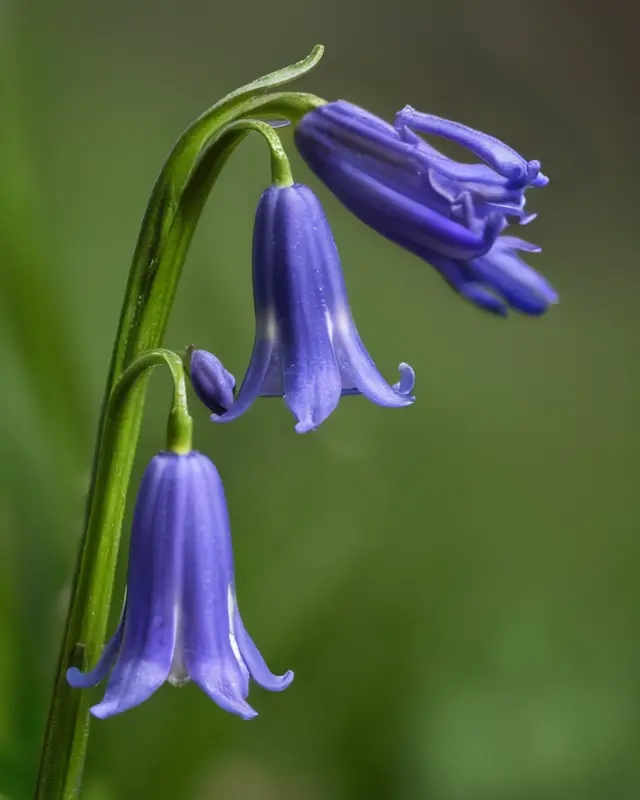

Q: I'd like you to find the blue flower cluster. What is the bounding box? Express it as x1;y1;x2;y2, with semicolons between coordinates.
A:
69;98;554;719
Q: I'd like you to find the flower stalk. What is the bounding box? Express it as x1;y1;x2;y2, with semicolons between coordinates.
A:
36;350;192;798
35;47;326;800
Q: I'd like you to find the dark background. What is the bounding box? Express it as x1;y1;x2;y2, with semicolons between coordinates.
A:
1;1;639;798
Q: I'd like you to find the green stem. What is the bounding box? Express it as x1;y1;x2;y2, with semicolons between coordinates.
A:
35;47;326;800
109;349;193;454
223;119;294;187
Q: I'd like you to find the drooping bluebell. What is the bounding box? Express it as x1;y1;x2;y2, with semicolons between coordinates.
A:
67;451;292;719
295;101;557;316
192;183;414;433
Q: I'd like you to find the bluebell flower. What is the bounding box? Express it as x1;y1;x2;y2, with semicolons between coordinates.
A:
295;101;557;316
67;451;292;719
191;183;414;433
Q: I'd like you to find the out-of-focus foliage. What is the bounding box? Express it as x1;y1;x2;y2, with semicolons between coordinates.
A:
1;1;639;798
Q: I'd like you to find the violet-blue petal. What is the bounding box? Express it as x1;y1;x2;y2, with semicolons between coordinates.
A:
90;454;183;718
293;183;414;414
296;108;502;261
395;106;540;187
428;235;556;316
469;240;558;316
331;320;415;408
214;187;279;424
336;158;503;260
66;609;126;689
269;186;343;432
344;350;416;406
213;340;276;423
180;454;256;719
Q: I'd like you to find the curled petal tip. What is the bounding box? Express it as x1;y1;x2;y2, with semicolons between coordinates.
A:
89;702;119;720
271;669;294;691
233;610;296;693
278;669;294;691
65;621;123;689
393;363;416;397
66;667;97;689
249;667;295;692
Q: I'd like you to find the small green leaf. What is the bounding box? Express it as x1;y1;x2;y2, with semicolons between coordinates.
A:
207;43;324;111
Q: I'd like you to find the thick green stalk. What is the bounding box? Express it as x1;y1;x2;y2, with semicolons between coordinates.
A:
35;46;326;800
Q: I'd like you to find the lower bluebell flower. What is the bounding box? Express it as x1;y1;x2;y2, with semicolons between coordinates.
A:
191;183;414;433
294;101;556;315
67;451;292;719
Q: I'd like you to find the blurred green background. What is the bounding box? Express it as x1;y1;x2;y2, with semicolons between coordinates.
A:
2;1;639;798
